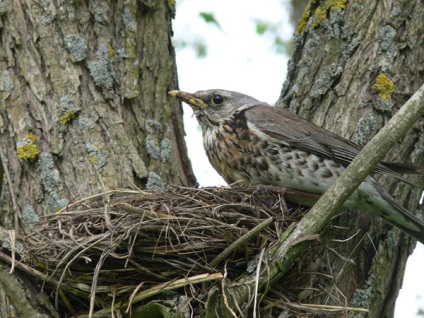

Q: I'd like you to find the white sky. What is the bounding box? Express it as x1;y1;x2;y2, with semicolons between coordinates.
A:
172;1;424;316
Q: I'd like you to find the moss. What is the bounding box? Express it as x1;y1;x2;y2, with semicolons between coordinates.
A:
107;42;115;61
17;134;40;161
373;73;394;100
296;2;312;34
59;110;79;125
312;5;328;28
168;0;176;8
310;0;348;29
26;133;37;143
17;144;40;161
328;0;347;10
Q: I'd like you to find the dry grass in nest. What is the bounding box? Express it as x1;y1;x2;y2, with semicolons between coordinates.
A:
19;186;309;315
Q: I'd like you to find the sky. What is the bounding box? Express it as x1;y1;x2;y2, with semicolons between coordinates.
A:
172;1;424;317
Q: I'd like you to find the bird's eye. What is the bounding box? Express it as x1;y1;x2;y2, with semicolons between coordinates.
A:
211;94;224;105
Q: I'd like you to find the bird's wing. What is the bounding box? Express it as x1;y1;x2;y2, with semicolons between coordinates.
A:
245;105;420;186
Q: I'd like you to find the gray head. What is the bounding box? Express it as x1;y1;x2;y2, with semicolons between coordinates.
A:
168;89;263;128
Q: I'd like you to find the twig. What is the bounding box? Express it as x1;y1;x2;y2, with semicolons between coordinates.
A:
210;217;274;267
1;157;20;233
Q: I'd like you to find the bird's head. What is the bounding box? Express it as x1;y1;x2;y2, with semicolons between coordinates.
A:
168;89;261;129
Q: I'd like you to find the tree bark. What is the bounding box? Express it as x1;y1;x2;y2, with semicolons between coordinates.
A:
278;0;424;316
0;0;195;316
0;0;195;224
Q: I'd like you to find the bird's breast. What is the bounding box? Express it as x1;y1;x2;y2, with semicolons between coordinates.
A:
202;117;346;194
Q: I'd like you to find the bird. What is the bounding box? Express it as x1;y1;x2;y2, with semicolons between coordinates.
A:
168;89;424;243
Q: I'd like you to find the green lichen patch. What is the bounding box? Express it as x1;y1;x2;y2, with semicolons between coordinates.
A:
17;133;40;161
59;110;80;125
373;73;394;100
87;43;114;90
145;135;161;159
378;25;396;56
78;116;94;129
0;1;7;15
146;171;165;192
353;114;378;147
64;34;88;62
0;70;14;92
145;119;162;133
86;143;109;170
350;274;374;311
59;95;80;125
145;136;172;163
37;152;69;211
160;138;171;162
23;204;40;226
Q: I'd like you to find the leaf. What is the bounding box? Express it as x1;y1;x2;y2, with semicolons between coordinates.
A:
199;12;221;29
255;20;269;35
195;41;207;58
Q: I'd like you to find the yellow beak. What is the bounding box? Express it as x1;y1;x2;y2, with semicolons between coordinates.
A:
168;90;206;109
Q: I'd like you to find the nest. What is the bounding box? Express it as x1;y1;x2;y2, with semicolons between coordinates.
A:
4;186;370;317
21;186;309;316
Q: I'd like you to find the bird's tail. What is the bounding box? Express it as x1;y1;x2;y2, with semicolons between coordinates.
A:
381;161;424;176
377;186;424;244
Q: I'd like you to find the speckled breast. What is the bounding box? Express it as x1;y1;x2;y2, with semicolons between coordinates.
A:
202;112;345;194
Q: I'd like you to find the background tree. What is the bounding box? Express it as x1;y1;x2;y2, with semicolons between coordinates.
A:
277;0;424;316
0;0;423;317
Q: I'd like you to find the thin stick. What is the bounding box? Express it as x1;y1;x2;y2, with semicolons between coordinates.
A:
1;157;20;233
210;217;274;267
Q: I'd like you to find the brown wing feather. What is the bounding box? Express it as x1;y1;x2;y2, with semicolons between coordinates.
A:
245;105;421;187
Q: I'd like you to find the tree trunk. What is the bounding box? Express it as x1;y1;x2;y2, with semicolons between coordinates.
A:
278;0;424;316
0;0;195;225
0;0;195;316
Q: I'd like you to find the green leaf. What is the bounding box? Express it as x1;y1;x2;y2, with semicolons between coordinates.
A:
195;41;207;58
255;21;269;35
199;12;221;29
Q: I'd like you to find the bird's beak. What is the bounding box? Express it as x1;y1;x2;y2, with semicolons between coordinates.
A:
168;90;206;109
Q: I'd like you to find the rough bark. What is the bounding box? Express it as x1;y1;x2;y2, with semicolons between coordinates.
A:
0;0;195;316
0;0;195;224
278;0;424;316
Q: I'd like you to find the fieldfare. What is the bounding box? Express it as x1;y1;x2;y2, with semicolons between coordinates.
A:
169;89;424;243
